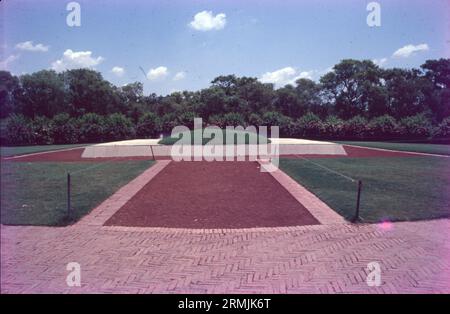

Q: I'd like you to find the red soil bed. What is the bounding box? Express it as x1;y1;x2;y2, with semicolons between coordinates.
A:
105;161;320;228
4;148;152;162
281;145;418;159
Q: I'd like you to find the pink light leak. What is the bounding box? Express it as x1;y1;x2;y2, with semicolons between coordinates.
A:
378;220;394;231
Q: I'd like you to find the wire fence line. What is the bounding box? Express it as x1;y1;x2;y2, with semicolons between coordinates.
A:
68;159;116;175
293;154;364;222
63;158;152;221
294;155;357;183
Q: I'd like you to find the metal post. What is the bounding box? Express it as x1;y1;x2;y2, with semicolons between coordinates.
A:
352;180;362;223
150;145;155;160
67;172;71;218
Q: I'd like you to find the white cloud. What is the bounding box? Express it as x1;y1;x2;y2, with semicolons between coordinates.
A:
111;66;125;77
259;67;313;87
147;66;169;80
15;41;49;52
392;43;429;58
373;58;388;67
0;55;19;70
189;11;226;31
173;71;186;81
51;49;104;72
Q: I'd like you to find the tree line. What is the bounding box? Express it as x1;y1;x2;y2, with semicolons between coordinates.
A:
0;58;449;145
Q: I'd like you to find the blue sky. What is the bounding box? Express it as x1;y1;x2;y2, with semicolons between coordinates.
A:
1;0;449;95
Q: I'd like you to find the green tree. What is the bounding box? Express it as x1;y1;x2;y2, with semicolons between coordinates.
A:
15;70;66;118
0;71;19;118
420;58;450;121
320;59;385;119
62;69;120;116
199;86;227;118
383;68;426;119
274;85;305;118
295;78;324;116
118;82;147;122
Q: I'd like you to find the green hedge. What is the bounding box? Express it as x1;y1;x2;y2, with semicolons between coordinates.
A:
2;112;449;146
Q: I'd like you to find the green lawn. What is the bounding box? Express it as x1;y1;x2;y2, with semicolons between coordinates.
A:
159;129;271;145
1;160;153;226
337;141;450;156
280;157;450;223
1;144;89;158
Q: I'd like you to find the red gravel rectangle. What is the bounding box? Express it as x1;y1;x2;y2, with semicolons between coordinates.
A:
280;145;418;158
5;148;152;162
104;161;320;228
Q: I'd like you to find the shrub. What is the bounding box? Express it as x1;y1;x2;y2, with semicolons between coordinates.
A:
368;115;398;138
247;113;263;127
5;114;34;145
261;111;292;136
104;113;134;141
343;116;368;139
435;116;450;138
0;119;8;145
322;115;344;139
207;113;246;128
160;113;179;133
136;112;161;138
77;113;106;143
31;116;52;145
293;112;323;138
399;113;432;138
50;113;78;144
221;112;246;127
207;114;224;128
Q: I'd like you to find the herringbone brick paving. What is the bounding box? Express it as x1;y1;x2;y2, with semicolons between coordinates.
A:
1;219;449;293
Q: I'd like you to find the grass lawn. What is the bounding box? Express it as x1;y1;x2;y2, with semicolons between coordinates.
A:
1;160;153;226
337;141;450;156
1;144;89;158
159;129;271;145
280;157;450;223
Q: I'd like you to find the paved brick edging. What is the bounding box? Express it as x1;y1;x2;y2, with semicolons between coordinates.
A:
258;160;345;225
100;223;336;234
77;160;171;226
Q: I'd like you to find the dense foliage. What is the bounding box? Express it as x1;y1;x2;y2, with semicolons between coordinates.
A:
1;58;449;145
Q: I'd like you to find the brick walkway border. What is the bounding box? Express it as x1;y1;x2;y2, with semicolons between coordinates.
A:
101;223;331;234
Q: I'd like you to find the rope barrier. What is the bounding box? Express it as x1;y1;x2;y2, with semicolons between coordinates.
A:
294;155;357;182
